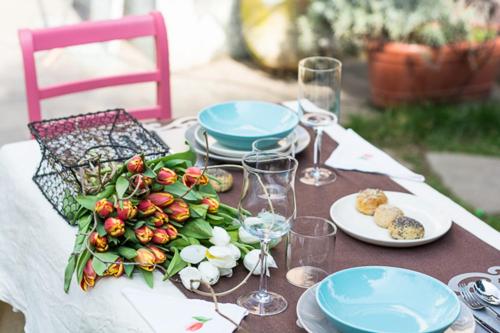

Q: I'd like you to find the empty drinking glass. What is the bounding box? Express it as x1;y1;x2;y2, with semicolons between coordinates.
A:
251;132;296;157
286;216;337;288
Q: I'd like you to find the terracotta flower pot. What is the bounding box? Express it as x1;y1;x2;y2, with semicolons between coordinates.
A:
367;38;500;107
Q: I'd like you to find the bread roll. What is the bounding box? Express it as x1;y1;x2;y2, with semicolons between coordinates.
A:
374;204;404;228
355;189;388;215
389;216;425;240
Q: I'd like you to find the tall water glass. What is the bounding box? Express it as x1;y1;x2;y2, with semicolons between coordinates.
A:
237;152;298;316
298;57;341;186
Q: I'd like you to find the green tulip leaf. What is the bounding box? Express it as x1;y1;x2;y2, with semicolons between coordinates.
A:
124;263;134;278
97;184;115;200
143;168;156;178
124;228;139;244
163;159;191;169
198;184;219;199
94;252;119;264
180;218;213;239
151;160;164;171
165;248;187;279
92;257;108;276
116;175;129;199
163;182;202;201
207;214;223;221
189;204;209;219
76;249;91;284
76;195;98;211
167;238;190;249
64;254;77;293
118;246;138;260
141;270;154;288
96;222;107;237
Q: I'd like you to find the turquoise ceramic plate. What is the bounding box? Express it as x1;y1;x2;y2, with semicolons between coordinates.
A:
197;101;299;150
316;266;461;333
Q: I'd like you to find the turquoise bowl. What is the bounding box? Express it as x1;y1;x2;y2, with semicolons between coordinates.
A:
197;101;299;150
316;266;460;333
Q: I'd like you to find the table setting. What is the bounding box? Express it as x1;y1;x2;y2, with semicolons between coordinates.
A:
0;56;499;333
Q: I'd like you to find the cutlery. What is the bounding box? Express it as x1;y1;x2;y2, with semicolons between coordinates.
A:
473;314;499;333
475;279;500;306
459;282;500;321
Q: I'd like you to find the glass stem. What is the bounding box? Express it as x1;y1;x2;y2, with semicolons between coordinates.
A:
313;127;323;177
257;240;270;302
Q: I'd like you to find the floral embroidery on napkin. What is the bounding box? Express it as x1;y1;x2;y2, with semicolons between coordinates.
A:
186;316;212;331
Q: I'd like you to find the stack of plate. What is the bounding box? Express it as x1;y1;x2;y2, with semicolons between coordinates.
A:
186;101;311;163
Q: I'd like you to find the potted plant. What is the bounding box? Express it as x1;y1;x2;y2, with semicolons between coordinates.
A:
301;0;500;107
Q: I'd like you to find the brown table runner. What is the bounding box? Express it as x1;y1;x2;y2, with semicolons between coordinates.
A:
177;133;500;332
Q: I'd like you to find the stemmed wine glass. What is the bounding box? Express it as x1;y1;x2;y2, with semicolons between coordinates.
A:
298;56;341;186
237;152;298;316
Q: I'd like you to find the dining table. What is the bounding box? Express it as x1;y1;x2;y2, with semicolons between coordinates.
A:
0;107;499;333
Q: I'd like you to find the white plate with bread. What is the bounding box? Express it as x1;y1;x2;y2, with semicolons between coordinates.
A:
329;189;453;247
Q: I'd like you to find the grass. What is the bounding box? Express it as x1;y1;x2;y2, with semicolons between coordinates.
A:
345;102;500;231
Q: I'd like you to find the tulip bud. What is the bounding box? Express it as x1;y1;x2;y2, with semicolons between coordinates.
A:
105;258;124;278
209;226;231;246
198;261;220;285
126;155;145;174
137;200;157;217
134;248;156;271
152;228;170;245
156;167;177;185
132;174;153;190
150;210;168;228
80;258;97;291
89;231;109;252
94;198;114;218
103;217;125;237
243;249;277;276
166;199;190;222
201;197;219;214
165;224;178;239
147;192;174;208
182;167;208;188
179;267;202;290
115;200;137;221
147;245;167;264
135;225;154;244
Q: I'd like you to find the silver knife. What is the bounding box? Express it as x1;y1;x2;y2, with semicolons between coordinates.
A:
474;314;499;333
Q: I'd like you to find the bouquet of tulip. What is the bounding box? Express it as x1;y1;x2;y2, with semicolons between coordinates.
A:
64;149;275;293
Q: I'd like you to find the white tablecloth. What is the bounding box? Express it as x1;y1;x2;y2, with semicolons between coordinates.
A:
0;126;498;332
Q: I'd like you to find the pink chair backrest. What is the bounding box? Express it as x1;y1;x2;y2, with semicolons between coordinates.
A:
18;11;172;123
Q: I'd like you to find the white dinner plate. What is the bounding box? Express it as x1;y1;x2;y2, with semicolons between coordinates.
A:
296;284;474;333
185;125;311;162
194;125;291;158
329;191;453;247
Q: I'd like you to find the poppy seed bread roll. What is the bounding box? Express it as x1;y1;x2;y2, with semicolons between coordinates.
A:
389;216;425;240
355;189;388;215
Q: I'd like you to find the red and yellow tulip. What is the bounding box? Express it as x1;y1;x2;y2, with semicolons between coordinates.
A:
182;166;208;188
135;248;156;271
156;167;177;185
94;198;114;218
105;258;124;278
80;258;97;291
89;231;108;252
166;199;190;222
165;224;178;239
147;192;174;208
152;228;170;245
103;217;125;237
137;200;157;217
115;200;137;221
147;245;167;264
135;225;154;244
150;210;168;228
126;155;145;174
201;197;219;214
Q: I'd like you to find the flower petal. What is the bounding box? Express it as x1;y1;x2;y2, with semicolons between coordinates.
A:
238;226;260;244
198;261;220;285
179;267;202;290
209;226;231;246
180;245;208;264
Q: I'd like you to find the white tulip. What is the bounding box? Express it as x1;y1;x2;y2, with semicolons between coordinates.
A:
179;267;202;290
238;226;260;244
243;249;278;276
207;246;237;269
219;267;233;278
227;243;241;261
198;261;220;285
209;226;231;246
180;245;207;264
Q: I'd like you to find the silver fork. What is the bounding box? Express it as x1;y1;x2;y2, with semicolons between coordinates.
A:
459;281;500;324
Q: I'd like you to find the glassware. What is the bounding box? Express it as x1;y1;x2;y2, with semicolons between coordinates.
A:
237;152;298;316
298;56;341;186
251;132;296;157
286;216;337;288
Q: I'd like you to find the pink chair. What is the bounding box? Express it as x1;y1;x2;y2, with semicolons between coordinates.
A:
18;11;172;123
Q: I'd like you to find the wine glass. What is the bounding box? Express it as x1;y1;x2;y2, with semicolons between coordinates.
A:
298;56;341;186
237;152;298;316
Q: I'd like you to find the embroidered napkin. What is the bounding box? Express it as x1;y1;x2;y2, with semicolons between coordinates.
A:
122;288;248;333
325;128;425;182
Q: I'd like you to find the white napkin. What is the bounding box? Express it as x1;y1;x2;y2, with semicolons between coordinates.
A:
325;128;425;182
122;288;248;333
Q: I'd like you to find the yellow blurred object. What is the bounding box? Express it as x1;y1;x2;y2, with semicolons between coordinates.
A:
241;0;304;70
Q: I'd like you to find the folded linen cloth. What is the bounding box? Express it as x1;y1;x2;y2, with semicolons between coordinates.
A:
325;128;425;182
122;288;248;333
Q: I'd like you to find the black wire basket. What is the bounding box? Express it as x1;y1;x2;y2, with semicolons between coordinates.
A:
28;109;169;225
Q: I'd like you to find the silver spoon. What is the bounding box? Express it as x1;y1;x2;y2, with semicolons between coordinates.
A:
474;279;500;306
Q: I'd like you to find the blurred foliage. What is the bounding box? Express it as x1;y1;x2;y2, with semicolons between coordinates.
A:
346;102;500;230
299;0;498;55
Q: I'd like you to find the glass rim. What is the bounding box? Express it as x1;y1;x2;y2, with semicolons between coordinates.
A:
290;216;337;238
242;151;298;174
299;56;342;72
